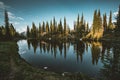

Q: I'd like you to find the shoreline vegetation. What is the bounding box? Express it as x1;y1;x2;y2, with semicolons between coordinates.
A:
0;5;120;80
0;5;120;42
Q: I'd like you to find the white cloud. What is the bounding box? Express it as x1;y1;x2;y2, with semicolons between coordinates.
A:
8;12;15;19
0;1;26;33
112;19;116;23
14;22;20;25
10;21;20;25
17;17;24;21
0;1;9;9
113;11;118;17
8;11;24;21
17;26;27;33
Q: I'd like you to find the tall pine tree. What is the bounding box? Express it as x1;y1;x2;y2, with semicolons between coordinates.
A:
50;20;53;34
92;10;97;34
46;21;49;33
91;9;103;40
93;10;102;33
98;9;102;32
9;24;16;37
80;13;84;25
31;22;37;38
64;17;67;35
42;21;45;32
27;25;30;38
103;13;107;32
108;11;113;31
58;19;63;34
53;17;56;33
39;23;42;36
115;5;120;32
4;10;10;39
76;14;80;32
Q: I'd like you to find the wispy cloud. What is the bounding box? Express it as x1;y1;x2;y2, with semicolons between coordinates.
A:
0;1;25;33
10;21;20;25
8;11;25;30
14;22;20;25
0;1;9;9
0;1;24;24
8;12;24;21
17;26;27;33
17;17;24;21
113;11;118;17
8;12;15;19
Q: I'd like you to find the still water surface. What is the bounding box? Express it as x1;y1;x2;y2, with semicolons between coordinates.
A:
17;40;120;78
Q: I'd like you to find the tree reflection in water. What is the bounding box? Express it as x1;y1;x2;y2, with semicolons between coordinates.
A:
27;40;86;61
26;40;120;80
74;41;85;62
91;42;102;65
100;41;120;80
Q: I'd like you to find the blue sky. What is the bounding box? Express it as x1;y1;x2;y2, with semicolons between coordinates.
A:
0;0;120;32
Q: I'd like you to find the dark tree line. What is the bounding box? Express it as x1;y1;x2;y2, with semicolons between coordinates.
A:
115;5;120;34
85;8;118;40
100;41;120;80
1;5;120;41
27;14;89;40
0;10;20;40
103;11;115;34
27;17;70;39
26;5;120;41
90;5;120;40
74;13;89;38
92;10;102;34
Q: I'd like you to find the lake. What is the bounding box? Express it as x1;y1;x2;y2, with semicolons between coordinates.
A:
17;40;120;79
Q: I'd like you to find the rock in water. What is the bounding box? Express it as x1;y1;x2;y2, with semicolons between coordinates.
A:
44;67;48;70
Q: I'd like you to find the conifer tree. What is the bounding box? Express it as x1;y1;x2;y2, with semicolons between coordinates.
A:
27;25;30;38
93;10;102;33
67;26;70;34
76;14;80;32
53;17;56;33
9;24;16;37
42;21;45;32
97;9;102;32
50;20;53;33
1;26;5;35
39;23;42;37
64;17;67;35
91;10;103;40
58;19;63;34
4;10;10;38
115;5;120;32
108;11;112;27
108;11;113;30
86;22;89;32
0;27;2;38
81;13;84;25
46;21;49;33
92;10;97;34
31;22;37;38
103;13;107;31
